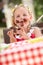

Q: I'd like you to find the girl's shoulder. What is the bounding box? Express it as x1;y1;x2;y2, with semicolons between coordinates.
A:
30;26;42;35
32;26;42;37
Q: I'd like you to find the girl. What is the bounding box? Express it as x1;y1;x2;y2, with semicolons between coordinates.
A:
7;4;42;43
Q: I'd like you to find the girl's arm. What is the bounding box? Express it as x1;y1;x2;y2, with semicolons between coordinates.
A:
10;36;17;43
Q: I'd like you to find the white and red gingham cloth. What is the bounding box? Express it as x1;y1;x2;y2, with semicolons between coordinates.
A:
0;40;43;65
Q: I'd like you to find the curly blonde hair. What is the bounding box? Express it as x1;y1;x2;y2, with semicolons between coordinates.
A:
12;4;32;27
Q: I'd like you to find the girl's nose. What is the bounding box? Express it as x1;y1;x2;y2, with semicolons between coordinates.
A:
20;16;24;20
20;16;24;22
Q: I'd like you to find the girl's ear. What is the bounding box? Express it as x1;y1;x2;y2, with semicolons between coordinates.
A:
29;14;32;21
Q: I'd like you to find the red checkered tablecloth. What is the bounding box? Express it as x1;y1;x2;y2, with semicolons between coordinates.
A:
0;41;43;65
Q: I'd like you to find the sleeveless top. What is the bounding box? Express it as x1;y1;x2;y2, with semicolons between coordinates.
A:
15;27;35;41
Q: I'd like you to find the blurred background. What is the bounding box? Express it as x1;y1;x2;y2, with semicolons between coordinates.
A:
0;0;43;43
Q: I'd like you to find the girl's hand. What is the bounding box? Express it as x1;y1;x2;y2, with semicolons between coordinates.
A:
7;29;17;43
7;29;16;38
16;27;29;39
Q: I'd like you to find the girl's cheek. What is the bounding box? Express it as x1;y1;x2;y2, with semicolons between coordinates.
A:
24;17;30;21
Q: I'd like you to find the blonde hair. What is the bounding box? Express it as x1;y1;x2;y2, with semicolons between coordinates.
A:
12;4;32;27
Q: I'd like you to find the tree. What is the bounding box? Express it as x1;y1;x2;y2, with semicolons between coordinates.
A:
34;0;43;22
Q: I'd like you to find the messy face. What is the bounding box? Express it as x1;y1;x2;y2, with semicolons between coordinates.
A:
13;7;31;29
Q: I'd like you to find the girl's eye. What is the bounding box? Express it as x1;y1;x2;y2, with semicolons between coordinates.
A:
17;15;20;18
23;14;27;16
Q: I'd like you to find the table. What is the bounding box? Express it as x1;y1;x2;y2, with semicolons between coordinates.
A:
0;37;43;65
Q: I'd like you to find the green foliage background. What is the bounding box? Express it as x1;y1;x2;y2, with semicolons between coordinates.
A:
9;0;22;5
34;0;43;22
0;0;43;27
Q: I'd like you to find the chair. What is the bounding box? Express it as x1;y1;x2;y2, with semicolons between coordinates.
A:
3;27;16;44
3;28;10;44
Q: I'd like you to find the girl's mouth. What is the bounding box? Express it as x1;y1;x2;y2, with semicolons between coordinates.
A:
23;19;27;22
16;18;27;27
16;18;27;23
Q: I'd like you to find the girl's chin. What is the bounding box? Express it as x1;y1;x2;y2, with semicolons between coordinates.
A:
19;25;25;28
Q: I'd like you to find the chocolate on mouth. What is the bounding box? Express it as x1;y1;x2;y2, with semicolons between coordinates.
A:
23;19;27;22
16;20;24;23
17;28;21;30
16;18;27;23
16;20;19;23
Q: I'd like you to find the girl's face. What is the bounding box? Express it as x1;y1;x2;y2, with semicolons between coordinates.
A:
13;7;31;29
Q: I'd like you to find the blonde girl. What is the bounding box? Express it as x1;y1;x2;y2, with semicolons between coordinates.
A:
7;4;42;43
